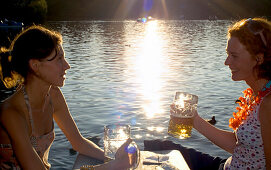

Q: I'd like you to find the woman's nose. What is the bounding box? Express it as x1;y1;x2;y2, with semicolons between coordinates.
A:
224;56;230;66
64;59;71;70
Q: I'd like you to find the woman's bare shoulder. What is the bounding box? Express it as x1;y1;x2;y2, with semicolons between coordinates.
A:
0;93;28;138
49;86;67;112
50;86;63;98
259;93;271;120
261;93;271;107
1;90;27;120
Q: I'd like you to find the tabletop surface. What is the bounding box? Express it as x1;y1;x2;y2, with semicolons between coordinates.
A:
72;150;190;170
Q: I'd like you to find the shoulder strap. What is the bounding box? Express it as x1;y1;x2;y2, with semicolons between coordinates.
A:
22;86;36;135
256;90;271;120
48;94;54;113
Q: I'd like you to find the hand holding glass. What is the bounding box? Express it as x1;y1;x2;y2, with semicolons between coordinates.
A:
168;92;198;139
104;124;140;169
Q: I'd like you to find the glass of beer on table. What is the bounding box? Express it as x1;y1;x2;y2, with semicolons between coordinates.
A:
104;124;140;169
168;92;198;139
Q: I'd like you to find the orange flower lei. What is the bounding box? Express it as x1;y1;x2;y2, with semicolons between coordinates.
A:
229;88;259;130
229;81;271;130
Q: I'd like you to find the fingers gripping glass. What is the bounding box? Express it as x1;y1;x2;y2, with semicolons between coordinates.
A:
246;18;267;47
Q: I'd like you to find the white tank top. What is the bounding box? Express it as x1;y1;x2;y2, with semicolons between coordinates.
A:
224;94;269;170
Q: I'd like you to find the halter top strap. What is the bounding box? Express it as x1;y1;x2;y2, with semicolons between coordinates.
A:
22;85;54;136
20;85;55;169
22;85;36;135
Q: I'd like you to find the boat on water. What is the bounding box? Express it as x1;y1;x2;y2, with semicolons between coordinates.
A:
0;19;24;28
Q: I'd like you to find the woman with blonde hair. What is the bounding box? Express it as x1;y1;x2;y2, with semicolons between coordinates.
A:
145;17;271;170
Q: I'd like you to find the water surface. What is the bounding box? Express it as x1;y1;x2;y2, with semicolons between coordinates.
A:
44;20;245;169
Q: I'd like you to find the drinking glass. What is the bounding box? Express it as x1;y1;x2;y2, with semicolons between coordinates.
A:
104;124;140;169
168;92;198;139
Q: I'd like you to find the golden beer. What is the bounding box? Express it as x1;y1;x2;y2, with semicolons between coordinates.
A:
168;115;193;139
168;92;198;139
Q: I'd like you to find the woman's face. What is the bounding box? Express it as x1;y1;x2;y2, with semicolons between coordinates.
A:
225;36;257;82
37;45;70;87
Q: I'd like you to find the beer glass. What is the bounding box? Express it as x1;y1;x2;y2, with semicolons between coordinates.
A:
168;92;198;139
104;124;140;169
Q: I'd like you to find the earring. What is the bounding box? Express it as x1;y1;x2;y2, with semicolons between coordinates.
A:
32;63;38;68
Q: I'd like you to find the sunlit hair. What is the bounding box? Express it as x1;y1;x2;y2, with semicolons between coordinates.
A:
0;25;62;88
227;18;271;80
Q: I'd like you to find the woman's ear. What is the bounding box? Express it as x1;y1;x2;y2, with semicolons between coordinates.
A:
29;59;40;73
256;53;264;65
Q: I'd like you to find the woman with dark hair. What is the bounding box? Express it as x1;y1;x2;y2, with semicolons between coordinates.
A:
0;25;134;170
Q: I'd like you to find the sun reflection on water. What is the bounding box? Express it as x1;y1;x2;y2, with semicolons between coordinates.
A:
133;21;168;119
147;126;165;132
121;20;171;137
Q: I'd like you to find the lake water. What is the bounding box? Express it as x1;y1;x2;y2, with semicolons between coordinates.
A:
2;20;248;169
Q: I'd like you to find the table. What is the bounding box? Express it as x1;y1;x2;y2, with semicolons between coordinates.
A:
72;150;190;170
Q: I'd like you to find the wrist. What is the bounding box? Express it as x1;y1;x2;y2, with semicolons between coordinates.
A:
109;159;121;170
193;114;200;128
96;159;117;170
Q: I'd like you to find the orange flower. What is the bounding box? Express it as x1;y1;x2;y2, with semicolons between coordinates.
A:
229;82;271;130
229;88;260;130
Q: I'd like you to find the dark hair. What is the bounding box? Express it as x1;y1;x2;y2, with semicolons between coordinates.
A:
0;25;62;88
228;18;271;80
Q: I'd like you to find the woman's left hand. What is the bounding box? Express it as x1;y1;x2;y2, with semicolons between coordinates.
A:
114;138;137;169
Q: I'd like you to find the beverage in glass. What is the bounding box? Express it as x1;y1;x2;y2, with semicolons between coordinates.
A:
168;92;198;139
104;124;139;169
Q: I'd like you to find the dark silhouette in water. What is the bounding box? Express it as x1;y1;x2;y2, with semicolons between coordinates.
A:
207;116;216;125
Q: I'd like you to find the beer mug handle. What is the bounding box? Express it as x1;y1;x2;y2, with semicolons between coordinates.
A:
126;141;140;169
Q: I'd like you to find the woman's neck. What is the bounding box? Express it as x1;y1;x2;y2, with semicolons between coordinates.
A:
246;79;269;95
23;79;52;110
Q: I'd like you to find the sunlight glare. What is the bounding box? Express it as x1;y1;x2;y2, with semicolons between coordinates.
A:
123;20;170;120
117;129;129;139
147;126;164;132
134;21;166;118
147;126;155;131
156;126;164;132
134;134;143;139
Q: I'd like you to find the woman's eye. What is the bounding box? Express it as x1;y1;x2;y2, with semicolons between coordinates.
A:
228;53;237;58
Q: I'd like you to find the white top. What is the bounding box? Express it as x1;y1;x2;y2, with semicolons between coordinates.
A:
224;95;267;170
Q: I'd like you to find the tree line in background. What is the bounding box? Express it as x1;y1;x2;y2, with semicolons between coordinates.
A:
0;0;271;23
0;0;47;23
